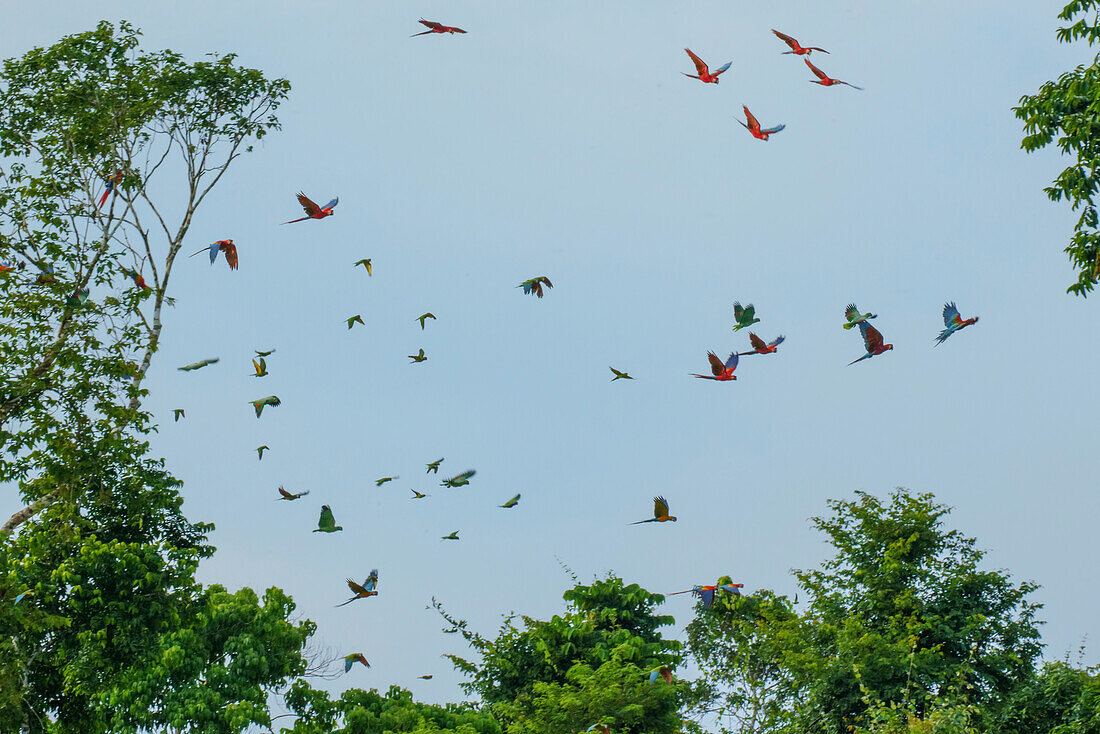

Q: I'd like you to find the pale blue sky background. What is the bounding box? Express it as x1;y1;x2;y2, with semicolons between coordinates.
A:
4;0;1099;709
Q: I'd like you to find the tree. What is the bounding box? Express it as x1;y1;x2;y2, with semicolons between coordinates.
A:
1016;0;1100;296
282;684;502;734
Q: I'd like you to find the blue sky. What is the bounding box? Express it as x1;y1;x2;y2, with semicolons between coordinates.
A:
4;0;1098;708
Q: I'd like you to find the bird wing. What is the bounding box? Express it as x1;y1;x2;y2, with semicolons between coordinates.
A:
319;506;335;528
278;487;293;499
653;496;670;518
861;322;885;352
772;29;799;50
222;242;238;270
649;670;660;684
364;569;378;592
733;301;745;322
540;277;552;289
742;304;756;322
700;588;716;607
845;303;861;323
347;579;368;595
742;107;760;131
762;124;786;134
707;351;725;376
502;493;521;507
943;302;961;326
805;58;829;81
323;198;339;210
769;335;786;348
296;192;321;217
748;333;766;351
684;48;709;77
724;352;739;371
713;61;732;75
420;19;444;30
207;244;219;264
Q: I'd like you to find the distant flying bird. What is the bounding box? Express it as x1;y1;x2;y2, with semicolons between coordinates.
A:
719;582;745;596
649;666;673;685
120;267;150;291
98;169;121;208
278;486;309;501
442;470;476;488
412;19;467;36
804;58;862;89
314;504;343;532
254;348;276;357
518;276;553;298
347;315;365;330
935;302;979;346
843;303;877;330
355;258;372;275
426;458;444;474
252;357;269;377
669;584;721;608
418;675;433;680
173;409;185;422
249;395;281;417
336;570;378;607
609;367;633;381
441;530;460;540
417;313;436;329
257;445;269;460
13;591;35;606
283;192;338;224
739;106;785;141
411;489;428;499
771;29;828;55
691;351;739;381
178;358;219;371
190;239;238;270
499;493;521;509
632;496;678;524
740;333;785;356
682;48;732;84
849;322;894;365
408;349;427;363
344;653;370;672
732;302;761;331
375;476;398;487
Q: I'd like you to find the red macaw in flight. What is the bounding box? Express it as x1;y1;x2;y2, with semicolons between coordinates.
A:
669;585;721;607
934;302;979;346
739;333;785;356
283;193;338;224
190;240;238;270
682;49;731;84
344;653;370;672
805;59;863;89
739;106;785;141
849;321;893;365
691;351;739;381
98;169;122;209
771;30;828;56
412;19;467;36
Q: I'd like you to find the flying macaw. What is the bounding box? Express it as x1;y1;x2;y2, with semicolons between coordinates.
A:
255;348;276;357
669;585;720;607
739;333;785;356
442;470;476;488
805;59;862;89
178;358;219;371
355;258;372;275
13;591;35;606
409;349;427;363
119;266;150;291
934;302;979;346
190;239;238;270
441;530;460;540
649;666;673;684
173;409;185;422
417;313;436;329
609;367;633;381
257;445;269;460
375;476;398;487
849;322;894;365
499;493;521;509
691;351;739;381
682;48;732;84
411;489;428;499
347;314;365;330
585;726;610;734
314;504;343;532
344;653;370;672
412;19;467;36
97;169;122;208
283;192;338;224
518;276;553;298
277;486;309;501
426;458;444;474
739;106;785;141
336;569;378;607
249;395;281;417
252;357;269;377
732;302;761;331
843;303;877;330
631;496;677;524
771;29;828;55
719;582;744;596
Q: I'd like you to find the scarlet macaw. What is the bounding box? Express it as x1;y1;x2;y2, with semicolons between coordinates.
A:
691;351;739;381
682;49;732;84
934;302;979;346
249;395;281;417
13;591;35;605
631;496;677;524
843;303;877;330
314;504;343;532
412;19;467;36
771;30;828;55
739;333;785;356
669;585;720;607
805;59;862;89
120;267;151;291
849;322;893;365
518;276;553;297
344;653;370;672
283;192;338;224
609;367;633;381
409;349;427;363
336;570;378;607
738;107;785;141
190;240;237;270
732;302;761;331
97;169;122;209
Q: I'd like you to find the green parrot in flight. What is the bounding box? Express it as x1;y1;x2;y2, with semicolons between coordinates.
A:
249;395;281;417
173;409;185;422
178;357;219;371
442;470;476;488
610;367;633;381
255;348;276;357
355;258;372;275
441;530;460;540
418;674;433;680
257;445;269;460
314;504;343;532
347;314;365;329
410;489;428;499
499;493;521;508
252;357;269;377
408;348;427;363
426;458;444;474
417;313;436;329
375;476;398;487
843;303;877;330
732;302;760;331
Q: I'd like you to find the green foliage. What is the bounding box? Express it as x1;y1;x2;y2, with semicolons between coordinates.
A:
1015;0;1100;295
283;683;501;734
994;660;1100;733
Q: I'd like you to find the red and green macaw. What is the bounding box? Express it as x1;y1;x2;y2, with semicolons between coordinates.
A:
336;569;378;607
683;49;731;84
843;303;877;329
691;351;738;381
631;496;677;524
772;30;828;56
739;107;785;140
98;169;122;209
849;322;893;365
935;302;979;346
283;192;338;223
805;59;862;89
518;276;553;298
13;590;35;606
190;240;238;270
739;333;785;356
344;653;370;672
412;19;467;36
120;266;150;291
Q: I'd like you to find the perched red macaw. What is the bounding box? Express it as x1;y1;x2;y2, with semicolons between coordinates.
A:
771;30;828;56
120;267;150;291
691;351;739;381
283;193;338;224
739;333;785;356
849;322;893;365
412;19;467;36
805;59;862;89
190;240;238;270
738;106;785;141
98;169;122;209
682;49;731;84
